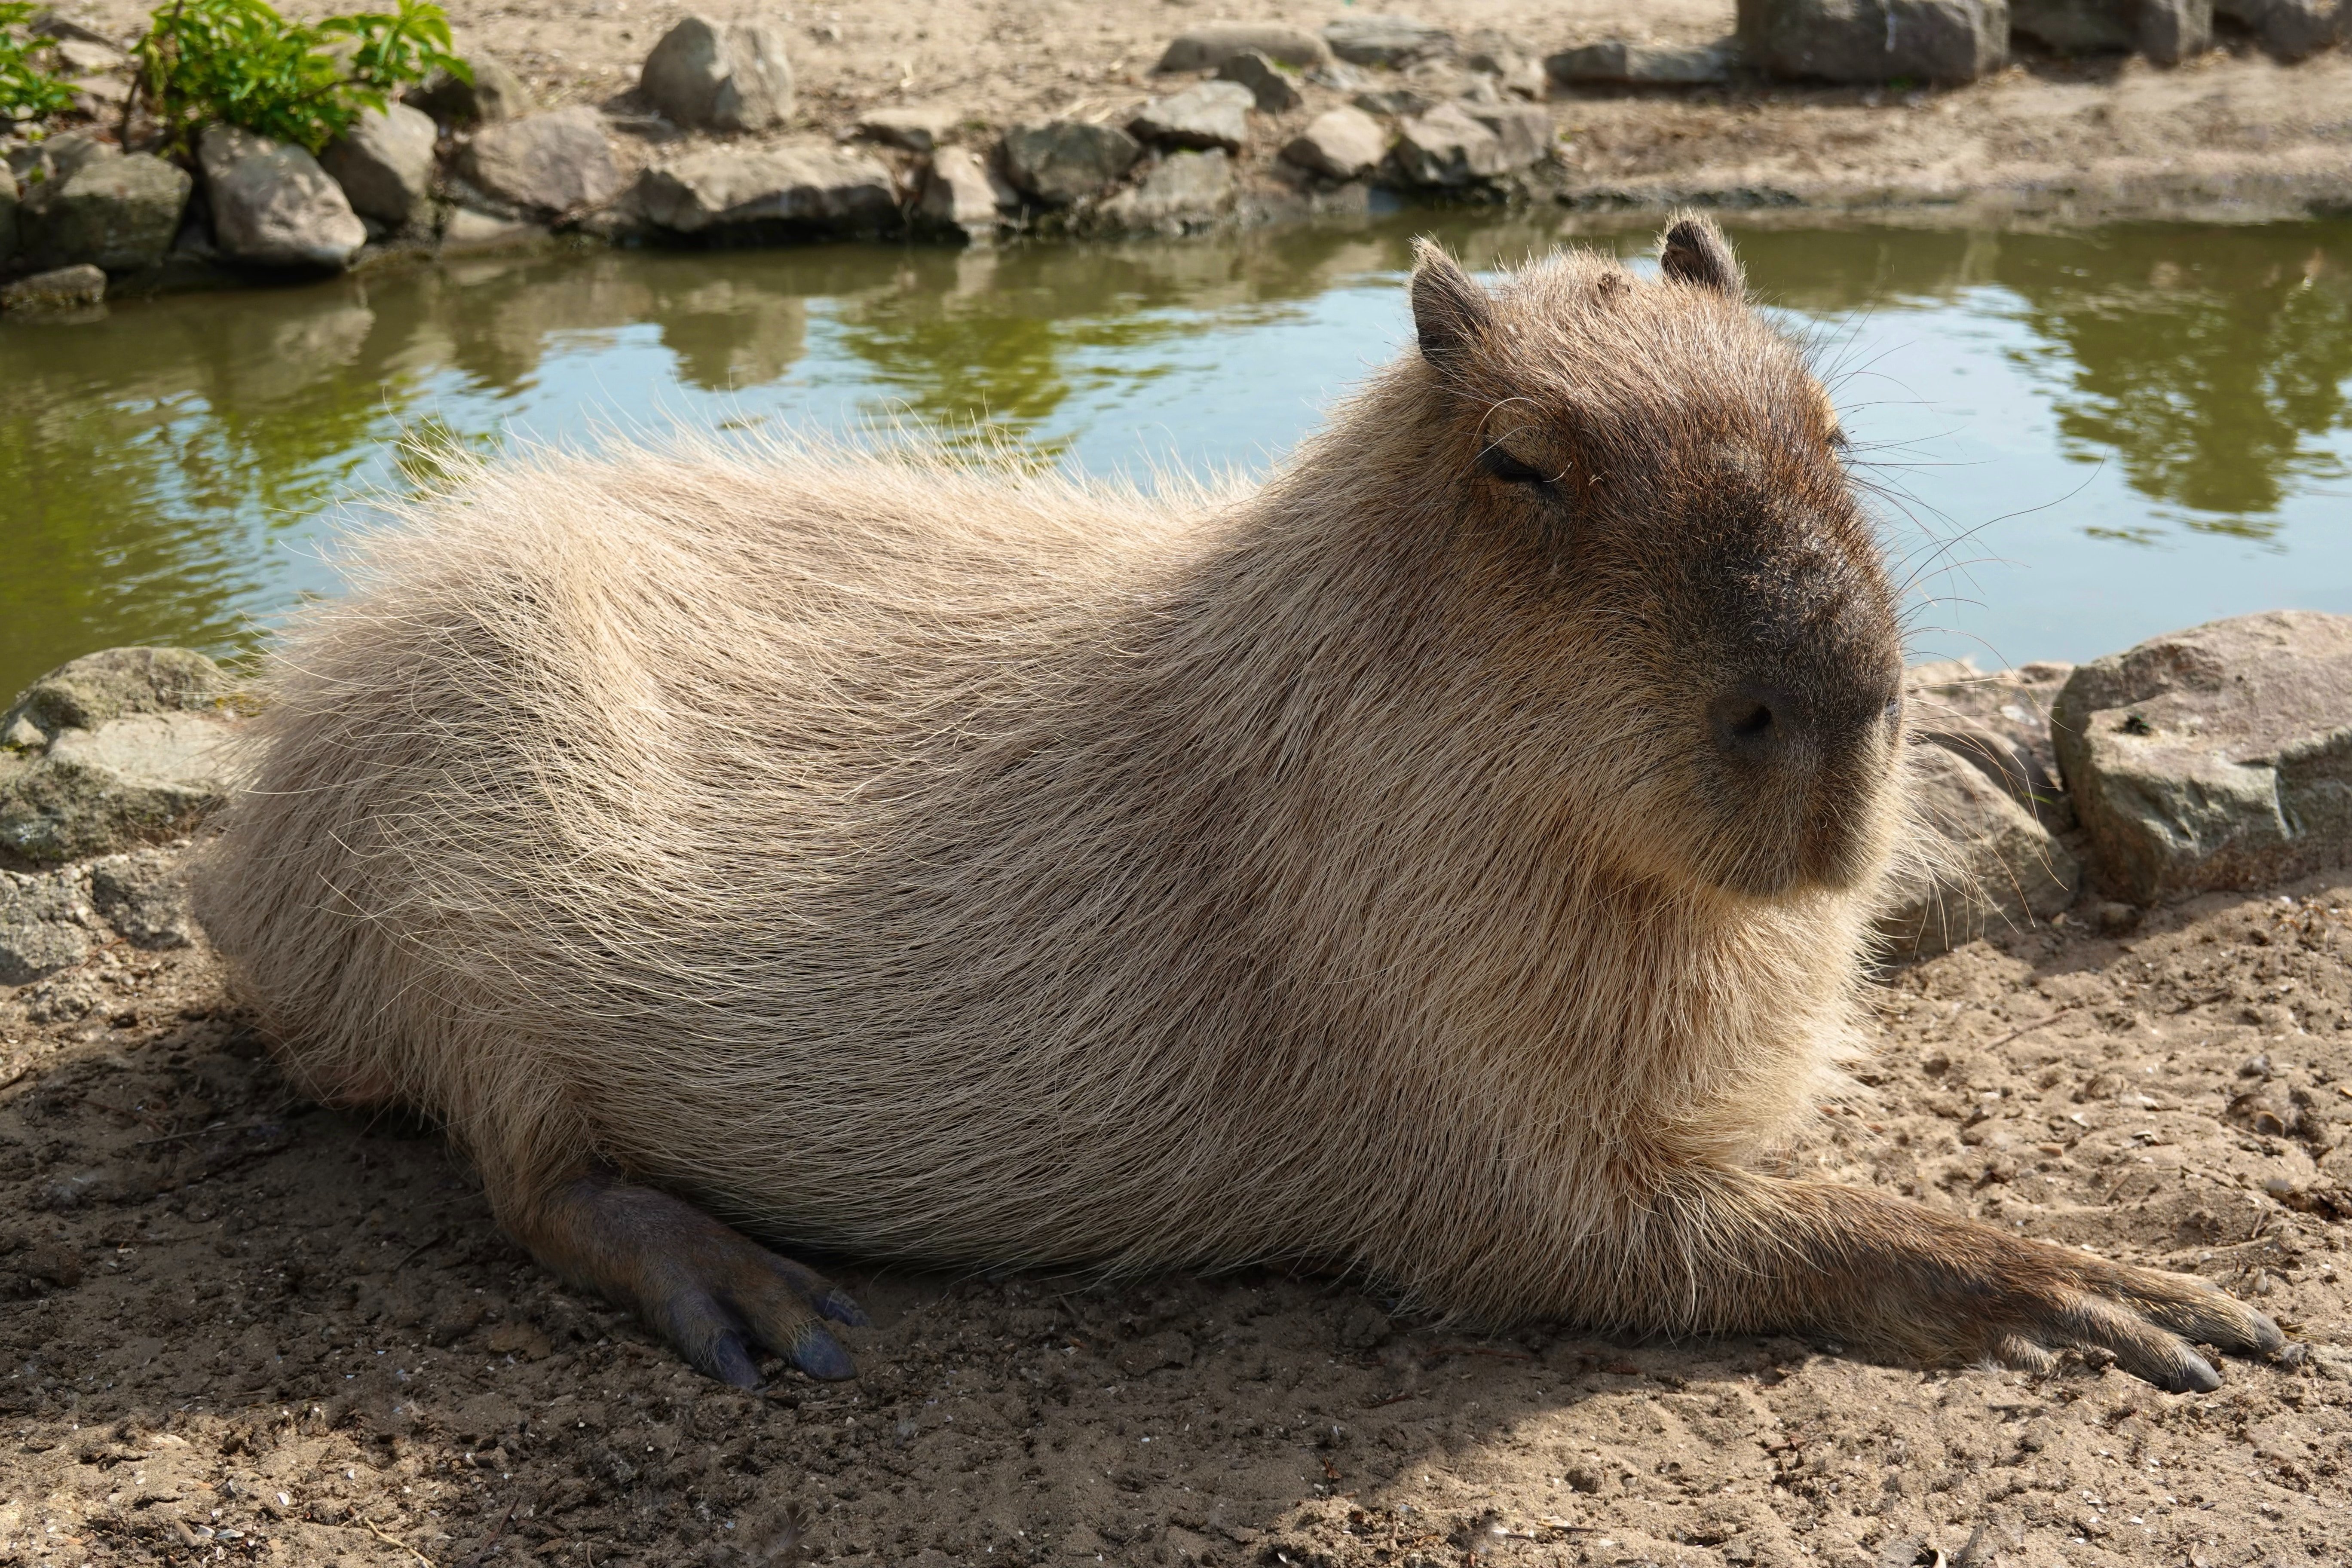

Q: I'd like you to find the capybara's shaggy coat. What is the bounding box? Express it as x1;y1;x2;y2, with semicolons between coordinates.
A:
195;220;2280;1391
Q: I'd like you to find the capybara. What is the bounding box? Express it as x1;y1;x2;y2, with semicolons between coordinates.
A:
194;218;2280;1392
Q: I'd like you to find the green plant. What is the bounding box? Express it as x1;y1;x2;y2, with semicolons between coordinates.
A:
0;1;78;122
133;0;468;154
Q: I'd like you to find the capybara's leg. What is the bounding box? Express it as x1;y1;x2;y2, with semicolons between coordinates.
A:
1612;1171;2283;1391
513;1166;869;1387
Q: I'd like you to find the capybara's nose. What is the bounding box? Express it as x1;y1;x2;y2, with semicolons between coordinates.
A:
1708;680;1803;767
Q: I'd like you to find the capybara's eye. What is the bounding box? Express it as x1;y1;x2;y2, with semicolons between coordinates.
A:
1883;696;1903;729
1480;447;1552;486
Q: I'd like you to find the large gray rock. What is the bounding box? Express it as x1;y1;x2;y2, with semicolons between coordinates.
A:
1879;743;2081;960
2010;0;2210;60
1282;105;1387;180
1389;102;1513;186
321;101;440;229
18;144;188;273
2052;612;2352;903
916;145;1014;236
1155;23;1331;72
1547;38;1739;85
999;121;1141;205
1737;0;2009;82
0;649;247;868
0;867;100;987
639;15;793;132
407;51;533;126
1216;50;1303;112
1092;150;1235;234
458;107;625;217
0;262;104;315
633;143;897;235
1323;15;1455;67
199;125;367;270
2216;0;2344;55
1129;81;1255;153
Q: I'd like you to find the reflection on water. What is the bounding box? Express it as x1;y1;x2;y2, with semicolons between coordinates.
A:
3;216;2351;696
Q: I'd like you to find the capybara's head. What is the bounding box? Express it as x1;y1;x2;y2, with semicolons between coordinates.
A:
1398;218;1903;900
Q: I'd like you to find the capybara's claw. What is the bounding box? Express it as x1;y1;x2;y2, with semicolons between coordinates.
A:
1966;1253;2282;1392
523;1169;865;1385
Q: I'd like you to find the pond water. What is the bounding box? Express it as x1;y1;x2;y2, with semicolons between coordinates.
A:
5;213;2351;699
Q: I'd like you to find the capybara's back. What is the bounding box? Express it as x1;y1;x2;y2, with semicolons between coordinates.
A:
198;220;2282;1392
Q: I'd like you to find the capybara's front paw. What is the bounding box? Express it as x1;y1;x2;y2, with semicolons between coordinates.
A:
1944;1246;2282;1392
524;1170;869;1388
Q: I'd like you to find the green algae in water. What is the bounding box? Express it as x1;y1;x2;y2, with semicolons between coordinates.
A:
3;215;2350;699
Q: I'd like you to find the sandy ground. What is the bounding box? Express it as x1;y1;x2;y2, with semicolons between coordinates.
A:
51;0;2352;223
1;854;2347;1567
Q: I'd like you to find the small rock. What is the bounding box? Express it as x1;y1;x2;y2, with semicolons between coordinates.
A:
0;262;104;314
1741;0;2008;83
1878;743;2082;961
857;104;956;154
1336;1300;1393;1349
1154;23;1331;72
199;124;367;270
1353;86;1434;116
1467;104;1551;168
1388;101;1510;186
406;51;533;126
51;34;121;72
18;144;189;273
2;647;237;737
1903;659;2075;830
1129;80;1254;152
2091;900;2141;936
2214;0;2346;57
1547;37;1738;86
89;847;194;949
1;161;16;266
438;206;549;251
1461;30;1548;97
2014;0;2212;61
998;121;1141;206
1282;105;1387;180
2052;611;2352;903
1215;50;1302;113
321;101;440;230
25;9;114;47
1092;149;1234;234
0;867;98;986
639;14;793;133
916;145;1014;236
632;142;898;236
1323;15;1455;67
0;648;247;867
458;107;625;217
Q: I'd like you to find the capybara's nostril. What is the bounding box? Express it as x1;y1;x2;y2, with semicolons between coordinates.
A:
1709;681;1801;765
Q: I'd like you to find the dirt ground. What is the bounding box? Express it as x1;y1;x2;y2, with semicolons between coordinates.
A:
54;0;2352;223
1;849;2347;1568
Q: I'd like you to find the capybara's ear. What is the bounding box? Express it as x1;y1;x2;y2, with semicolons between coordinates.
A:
1659;214;1744;297
1410;238;1495;375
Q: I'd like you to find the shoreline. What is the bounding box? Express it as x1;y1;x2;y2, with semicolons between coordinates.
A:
8;2;2352;303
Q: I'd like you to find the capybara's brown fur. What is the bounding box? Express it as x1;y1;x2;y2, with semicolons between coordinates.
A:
193;219;2280;1391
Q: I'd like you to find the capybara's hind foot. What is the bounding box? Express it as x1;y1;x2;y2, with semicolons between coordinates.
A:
518;1167;867;1388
